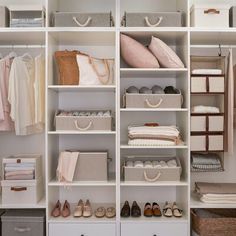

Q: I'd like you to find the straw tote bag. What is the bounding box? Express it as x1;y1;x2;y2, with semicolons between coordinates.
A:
55;50;80;85
76;53;114;85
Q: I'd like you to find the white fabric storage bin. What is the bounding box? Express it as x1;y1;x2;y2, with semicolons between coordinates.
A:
191;135;224;151
9;5;45;27
230;7;236;27
2;154;42;180
122;12;183;27
1;177;43;205
191;115;224;132
55;111;112;131
0;6;9;27
51;12;114;27
124;93;182;109
191;76;225;93
190;4;230;28
124;156;182;182
73;152;109;181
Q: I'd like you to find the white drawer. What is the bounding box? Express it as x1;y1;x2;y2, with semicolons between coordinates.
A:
49;223;116;236
121;222;188;236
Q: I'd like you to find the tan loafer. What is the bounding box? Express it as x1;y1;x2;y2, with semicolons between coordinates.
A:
106;207;116;218
83;200;92;217
172;202;183;218
51;200;61;217
74;199;84;217
62;200;70;218
95;207;106;218
163;201;173;217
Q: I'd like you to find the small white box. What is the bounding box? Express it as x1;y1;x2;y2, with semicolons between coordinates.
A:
191;115;224;132
2;154;42;180
191;4;230;28
1;177;43;205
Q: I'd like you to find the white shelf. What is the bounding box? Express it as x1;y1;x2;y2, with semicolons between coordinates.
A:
120;144;188;149
120;108;188;112
49;179;116;187
48;131;116;135
120;68;188;78
48;85;116;92
120;180;188;187
47;27;116;32
0;197;46;209
190;193;236;209
120;27;188;33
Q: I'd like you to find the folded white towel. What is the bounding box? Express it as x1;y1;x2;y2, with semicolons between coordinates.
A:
128;139;176;146
152;161;161;168
160;161;168;167
144;161;153;168
192;69;222;75
134;161;143;168
192;105;220;114
126;161;133;167
167;159;177;167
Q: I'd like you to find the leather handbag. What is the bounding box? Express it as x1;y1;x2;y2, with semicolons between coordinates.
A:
76;52;114;85
54;50;80;85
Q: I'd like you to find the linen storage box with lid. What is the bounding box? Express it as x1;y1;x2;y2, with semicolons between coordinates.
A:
123;156;182;182
55;110;113;131
230;7;236;27
190;4;230;28
8;5;45;27
1;154;43;205
191;56;225;94
2;210;45;236
124;92;182;109
191;209;236;236
51;11;114;27
0;6;9;27
121;11;184;27
73;151;109;181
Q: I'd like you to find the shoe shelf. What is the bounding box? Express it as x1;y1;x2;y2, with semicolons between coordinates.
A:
48;85;116;92
120;180;188;187
120;108;189;112
120;144;189;149
48;131;116;135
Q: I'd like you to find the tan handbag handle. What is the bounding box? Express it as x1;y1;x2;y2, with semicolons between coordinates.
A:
144;170;161;182
89;57;110;85
204;9;220;14
11;187;27;191
74;120;92;131
145;98;163;108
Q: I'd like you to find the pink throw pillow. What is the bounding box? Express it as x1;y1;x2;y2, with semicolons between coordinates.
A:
120;34;160;68
148;36;185;68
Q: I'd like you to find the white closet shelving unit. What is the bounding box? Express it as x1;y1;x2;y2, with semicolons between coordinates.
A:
0;0;236;235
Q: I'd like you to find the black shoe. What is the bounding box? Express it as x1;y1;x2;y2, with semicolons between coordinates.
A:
131;201;141;217
121;201;130;217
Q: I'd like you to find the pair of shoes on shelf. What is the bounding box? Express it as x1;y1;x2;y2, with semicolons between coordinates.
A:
163;202;183;218
51;200;70;218
74;199;92;218
95;207;116;218
144;202;162;217
121;201;141;217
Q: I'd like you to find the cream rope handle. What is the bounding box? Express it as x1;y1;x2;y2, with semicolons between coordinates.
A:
145;98;163;108
74;120;92;131
73;16;92;27
144;16;163;27
90;57;110;85
14;227;31;232
144;170;161;182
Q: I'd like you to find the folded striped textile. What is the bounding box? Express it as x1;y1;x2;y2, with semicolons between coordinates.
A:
5;174;34;180
128;139;177;146
200;194;236;204
5;170;34;177
195;182;236;194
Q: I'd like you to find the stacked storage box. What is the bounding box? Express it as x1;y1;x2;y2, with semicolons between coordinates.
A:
1;154;43;205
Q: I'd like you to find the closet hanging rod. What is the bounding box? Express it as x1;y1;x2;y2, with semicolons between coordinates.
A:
0;45;45;49
191;45;236;49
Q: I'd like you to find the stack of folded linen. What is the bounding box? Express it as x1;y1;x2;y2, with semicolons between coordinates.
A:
195;182;236;204
128;125;182;146
191;105;220;114
191;153;223;172
4;162;35;180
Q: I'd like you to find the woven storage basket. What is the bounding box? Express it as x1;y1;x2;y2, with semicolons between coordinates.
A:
191;209;236;236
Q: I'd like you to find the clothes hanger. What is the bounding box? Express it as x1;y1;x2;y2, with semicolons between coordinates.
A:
218;44;222;57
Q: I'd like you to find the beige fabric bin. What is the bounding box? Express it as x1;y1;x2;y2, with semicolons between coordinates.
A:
73;152;109;181
191;115;224;132
1;177;43;205
191;76;225;93
124;93;182;109
55;111;112;131
2;154;42;180
191;135;224;151
0;6;9;27
124;156;182;182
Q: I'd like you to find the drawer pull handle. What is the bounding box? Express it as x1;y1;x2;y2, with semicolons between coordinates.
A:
204;9;220;14
73;16;92;27
144;16;163;27
11;187;27;191
144;170;161;182
74;120;92;131
14;227;31;232
145;98;163;108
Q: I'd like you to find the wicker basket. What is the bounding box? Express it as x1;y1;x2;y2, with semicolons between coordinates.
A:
191;209;236;236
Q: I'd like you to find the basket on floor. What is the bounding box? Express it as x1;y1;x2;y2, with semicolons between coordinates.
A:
191;209;236;236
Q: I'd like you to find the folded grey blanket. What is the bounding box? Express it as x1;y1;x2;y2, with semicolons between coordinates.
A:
195;182;236;194
191;153;221;165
